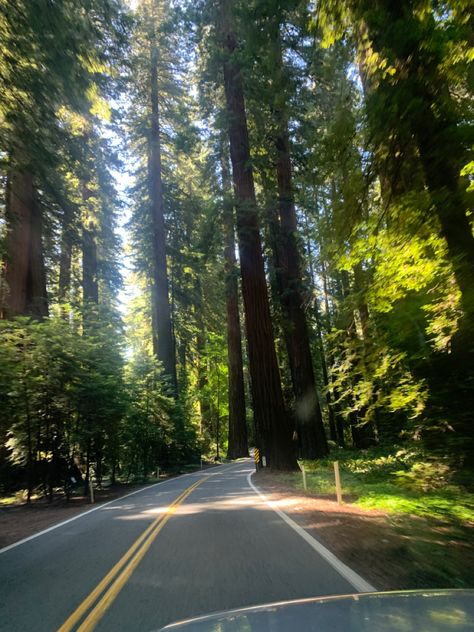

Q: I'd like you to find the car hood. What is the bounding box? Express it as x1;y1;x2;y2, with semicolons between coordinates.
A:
160;589;474;631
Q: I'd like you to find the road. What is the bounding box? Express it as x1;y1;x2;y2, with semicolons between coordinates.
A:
0;460;373;631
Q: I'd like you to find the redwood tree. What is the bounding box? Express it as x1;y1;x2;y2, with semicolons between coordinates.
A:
148;6;177;390
2;169;48;320
221;146;248;459
218;0;297;470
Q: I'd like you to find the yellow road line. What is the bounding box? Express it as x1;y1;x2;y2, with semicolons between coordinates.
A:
77;479;203;632
58;478;205;632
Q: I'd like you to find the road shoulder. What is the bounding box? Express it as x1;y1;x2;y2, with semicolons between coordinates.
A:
253;470;474;591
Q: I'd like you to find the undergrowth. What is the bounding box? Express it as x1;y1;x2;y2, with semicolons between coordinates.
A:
298;446;474;525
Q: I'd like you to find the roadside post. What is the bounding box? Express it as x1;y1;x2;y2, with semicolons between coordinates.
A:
156;466;160;480
298;461;308;491
254;447;261;471
333;461;343;505
89;478;94;504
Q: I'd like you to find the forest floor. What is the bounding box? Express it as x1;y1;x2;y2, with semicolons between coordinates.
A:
255;466;474;591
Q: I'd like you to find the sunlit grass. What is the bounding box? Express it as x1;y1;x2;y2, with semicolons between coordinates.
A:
0;490;41;506
294;447;474;526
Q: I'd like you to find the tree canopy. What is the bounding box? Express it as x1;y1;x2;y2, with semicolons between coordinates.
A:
0;0;473;498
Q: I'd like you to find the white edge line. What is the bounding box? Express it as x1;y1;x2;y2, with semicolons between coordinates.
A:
0;462;236;556
247;471;376;593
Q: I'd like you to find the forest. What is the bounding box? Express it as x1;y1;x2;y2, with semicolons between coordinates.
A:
0;0;473;502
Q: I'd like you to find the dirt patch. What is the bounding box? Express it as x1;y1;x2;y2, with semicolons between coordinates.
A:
0;484;152;549
255;470;474;591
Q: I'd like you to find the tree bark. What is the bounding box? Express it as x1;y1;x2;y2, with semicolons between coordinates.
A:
149;28;177;391
273;116;328;459
221;146;248;459
195;280;211;438
82;220;99;305
305;225;340;446
2;170;48;319
314;296;338;443
58;205;74;304
218;0;297;470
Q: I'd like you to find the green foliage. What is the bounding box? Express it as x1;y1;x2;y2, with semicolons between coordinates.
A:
0;308;200;494
0;310;125;492
299;447;474;524
122;348;176;477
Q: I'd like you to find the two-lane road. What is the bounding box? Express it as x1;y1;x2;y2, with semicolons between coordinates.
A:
0;461;373;631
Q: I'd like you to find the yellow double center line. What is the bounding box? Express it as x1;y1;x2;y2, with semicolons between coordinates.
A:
58;477;206;632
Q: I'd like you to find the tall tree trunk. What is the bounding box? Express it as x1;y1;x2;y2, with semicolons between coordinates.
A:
221;146;248;459
149;29;177;391
264;30;327;458
272;114;328;458
218;0;297;470
321;262;345;447
58;205;74;304
82;220;98;305
195;279;211;438
314;296;338;444
304;216;338;443
2;170;48;319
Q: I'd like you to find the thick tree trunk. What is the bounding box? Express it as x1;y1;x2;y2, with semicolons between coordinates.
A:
273;120;328;459
221;148;248;459
2;170;48;319
219;0;296;470
149;34;177;391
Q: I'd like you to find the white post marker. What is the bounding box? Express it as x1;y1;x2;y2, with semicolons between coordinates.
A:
334;461;343;505
262;456;266;468
156;466;160;480
302;464;307;491
89;479;94;504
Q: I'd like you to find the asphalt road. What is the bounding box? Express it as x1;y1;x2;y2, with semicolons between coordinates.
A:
0;460;372;631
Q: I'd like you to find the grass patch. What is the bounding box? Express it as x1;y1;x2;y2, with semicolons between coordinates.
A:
0;490;42;506
298;447;474;526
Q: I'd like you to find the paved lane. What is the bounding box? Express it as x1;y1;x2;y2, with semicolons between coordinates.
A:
0;461;368;631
